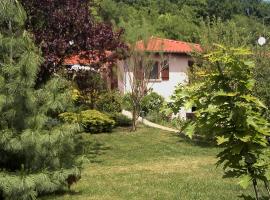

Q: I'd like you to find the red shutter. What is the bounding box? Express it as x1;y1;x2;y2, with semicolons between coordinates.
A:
161;68;169;80
161;60;169;81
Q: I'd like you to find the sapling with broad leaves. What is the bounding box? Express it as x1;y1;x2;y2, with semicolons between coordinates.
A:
171;44;270;200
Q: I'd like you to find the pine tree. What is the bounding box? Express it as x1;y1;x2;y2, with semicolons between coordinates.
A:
0;1;80;199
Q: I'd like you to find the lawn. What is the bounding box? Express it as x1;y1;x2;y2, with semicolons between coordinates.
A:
42;125;260;200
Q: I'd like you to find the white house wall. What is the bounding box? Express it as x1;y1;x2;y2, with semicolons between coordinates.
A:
118;54;190;100
149;54;189;100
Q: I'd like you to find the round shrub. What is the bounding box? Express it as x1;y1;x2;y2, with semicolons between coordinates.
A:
141;92;164;114
80;110;115;133
108;113;132;127
59;110;115;133
96;91;122;113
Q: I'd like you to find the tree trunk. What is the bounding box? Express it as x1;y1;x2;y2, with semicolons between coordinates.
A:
131;106;137;131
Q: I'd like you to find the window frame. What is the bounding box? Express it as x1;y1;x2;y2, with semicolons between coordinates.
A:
148;61;161;82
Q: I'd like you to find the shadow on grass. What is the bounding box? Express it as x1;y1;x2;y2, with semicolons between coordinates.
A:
175;132;217;148
87;140;111;163
75;133;111;164
40;190;82;199
239;194;269;200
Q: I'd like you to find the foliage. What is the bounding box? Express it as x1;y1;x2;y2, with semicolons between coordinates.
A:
21;0;126;83
59;112;79;124
199;16;267;51
145;110;167;123
141;92;164;115
108;112;132;127
253;47;270;119
60;110;115;133
122;93;133;111
145;110;183;130
0;1;80;199
73;71;107;109
71;88;82;103
81;110;115;133
96;91;122;113
171;45;270;199
95;0;270;44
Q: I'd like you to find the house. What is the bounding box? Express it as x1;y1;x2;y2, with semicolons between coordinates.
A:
117;37;201;119
63;37;202;119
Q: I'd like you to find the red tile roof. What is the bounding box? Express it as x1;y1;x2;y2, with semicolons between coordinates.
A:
136;37;202;53
64;37;201;65
64;51;112;65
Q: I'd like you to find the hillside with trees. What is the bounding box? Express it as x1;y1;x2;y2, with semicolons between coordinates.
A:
93;0;270;43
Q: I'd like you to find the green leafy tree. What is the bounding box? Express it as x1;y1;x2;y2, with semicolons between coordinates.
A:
0;1;80;199
198;17;263;51
171;45;270;200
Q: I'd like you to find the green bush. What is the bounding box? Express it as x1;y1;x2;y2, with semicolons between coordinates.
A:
96;91;122;113
59;110;115;133
141;92;165;114
109;113;132;127
59;112;79;123
122;93;133;111
80;110;115;133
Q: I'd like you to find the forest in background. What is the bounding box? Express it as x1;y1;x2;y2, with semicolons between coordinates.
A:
92;0;270;45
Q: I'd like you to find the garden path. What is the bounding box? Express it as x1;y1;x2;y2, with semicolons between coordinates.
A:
122;110;179;133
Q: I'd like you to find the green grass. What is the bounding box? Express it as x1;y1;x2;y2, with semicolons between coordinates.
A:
42;125;261;200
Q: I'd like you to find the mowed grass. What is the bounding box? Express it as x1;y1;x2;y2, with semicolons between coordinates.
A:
42;125;259;200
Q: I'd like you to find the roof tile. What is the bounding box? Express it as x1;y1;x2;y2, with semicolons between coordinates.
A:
136;36;202;53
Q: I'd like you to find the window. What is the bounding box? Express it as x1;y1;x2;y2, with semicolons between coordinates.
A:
161;60;169;81
150;61;159;79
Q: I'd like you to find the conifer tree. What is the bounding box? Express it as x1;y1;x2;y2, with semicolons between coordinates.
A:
0;1;80;199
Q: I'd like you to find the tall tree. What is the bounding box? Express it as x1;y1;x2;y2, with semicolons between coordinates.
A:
21;0;125;83
0;1;80;199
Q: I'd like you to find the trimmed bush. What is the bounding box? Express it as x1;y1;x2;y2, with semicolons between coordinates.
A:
59;110;115;133
80;110;115;133
96;91;122;113
109;113;132;127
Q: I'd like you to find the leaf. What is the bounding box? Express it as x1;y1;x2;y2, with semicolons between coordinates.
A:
240;95;266;109
184;100;194;110
184;123;196;139
216;136;229;145
214;90;238;97
243;61;255;68
245;79;255;90
238;175;252;189
239;135;252;142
